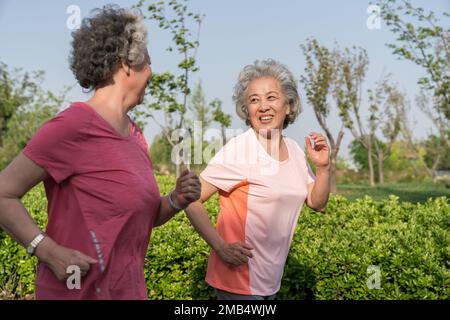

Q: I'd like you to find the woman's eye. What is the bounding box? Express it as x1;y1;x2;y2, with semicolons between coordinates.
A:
268;96;277;100
250;98;258;103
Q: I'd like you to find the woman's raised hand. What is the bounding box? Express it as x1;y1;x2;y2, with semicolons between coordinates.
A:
172;170;201;209
305;132;330;168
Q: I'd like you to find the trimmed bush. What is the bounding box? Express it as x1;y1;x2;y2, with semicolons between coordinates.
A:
0;184;47;299
279;195;449;299
0;176;449;299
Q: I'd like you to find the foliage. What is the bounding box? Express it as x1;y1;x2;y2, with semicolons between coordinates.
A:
210;98;232;147
349;138;438;183
134;1;231;175
350;138;382;172
379;0;450;163
187;81;211;131
337;181;450;203
0;184;47;299
423;134;450;171
135;0;204;140
336;156;351;170
1;176;449;300
334;45;369;134
280;194;449;299
379;0;449;121
148;82;231;174
367;76;405;184
300;37;345;193
0;62;64;169
149;134;176;174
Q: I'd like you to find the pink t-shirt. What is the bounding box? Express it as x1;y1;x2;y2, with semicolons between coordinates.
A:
200;128;315;296
23;102;161;300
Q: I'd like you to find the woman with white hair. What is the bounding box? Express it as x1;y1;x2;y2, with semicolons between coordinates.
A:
185;59;330;300
0;5;200;299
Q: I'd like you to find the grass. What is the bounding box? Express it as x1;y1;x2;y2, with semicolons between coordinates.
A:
337;181;450;203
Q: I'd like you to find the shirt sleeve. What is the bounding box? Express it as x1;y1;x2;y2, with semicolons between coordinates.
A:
200;138;248;193
23;106;89;183
131;119;149;152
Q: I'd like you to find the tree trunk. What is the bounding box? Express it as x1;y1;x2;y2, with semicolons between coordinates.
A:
431;154;441;183
329;149;337;194
367;140;375;187
377;153;385;185
221;126;227;146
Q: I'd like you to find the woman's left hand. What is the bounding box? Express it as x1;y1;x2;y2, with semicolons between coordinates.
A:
172;170;201;209
305;132;330;168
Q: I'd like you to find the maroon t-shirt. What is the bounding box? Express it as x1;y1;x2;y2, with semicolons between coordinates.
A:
23;102;161;299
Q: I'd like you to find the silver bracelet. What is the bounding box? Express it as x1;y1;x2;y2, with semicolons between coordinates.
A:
168;190;184;211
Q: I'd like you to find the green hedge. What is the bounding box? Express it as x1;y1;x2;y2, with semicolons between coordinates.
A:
0;184;47;299
0;175;449;299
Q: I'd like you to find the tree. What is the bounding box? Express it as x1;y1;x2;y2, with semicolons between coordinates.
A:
350;139;375;173
423;134;450;178
149;81;231;174
399;95;448;180
379;0;449;142
210;98;231;146
136;0;204;175
300;38;344;194
188;81;211;135
380;0;450;181
0;62;65;168
333;45;374;185
149;133;176;174
0;62;37;146
186;81;229;172
415;89;450;151
349;137;431;183
367;77;403;184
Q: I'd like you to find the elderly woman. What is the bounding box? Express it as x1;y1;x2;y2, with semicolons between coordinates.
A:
0;6;200;299
185;59;330;300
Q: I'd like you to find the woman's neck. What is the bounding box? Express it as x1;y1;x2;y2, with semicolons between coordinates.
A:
87;84;130;115
86;85;131;136
253;128;288;161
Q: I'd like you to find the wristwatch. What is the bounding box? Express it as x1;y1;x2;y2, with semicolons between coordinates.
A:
26;232;46;256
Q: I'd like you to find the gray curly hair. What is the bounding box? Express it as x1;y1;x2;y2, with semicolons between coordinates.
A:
70;5;149;90
233;59;301;129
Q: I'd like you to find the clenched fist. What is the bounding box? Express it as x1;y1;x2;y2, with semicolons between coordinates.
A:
171;170;201;209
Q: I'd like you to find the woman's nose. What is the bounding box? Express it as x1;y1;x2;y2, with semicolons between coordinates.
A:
258;103;271;112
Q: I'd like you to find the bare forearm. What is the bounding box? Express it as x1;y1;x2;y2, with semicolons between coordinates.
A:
154;196;179;227
310;166;330;211
185;201;224;251
154;170;202;227
0;197;43;248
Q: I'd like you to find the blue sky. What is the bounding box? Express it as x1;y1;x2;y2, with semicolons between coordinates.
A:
0;0;448;163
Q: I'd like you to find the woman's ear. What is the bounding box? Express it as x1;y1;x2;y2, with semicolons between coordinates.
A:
285;103;291;115
120;61;131;76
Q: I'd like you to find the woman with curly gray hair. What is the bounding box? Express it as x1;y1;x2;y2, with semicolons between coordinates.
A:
185;59;330;300
0;5;200;300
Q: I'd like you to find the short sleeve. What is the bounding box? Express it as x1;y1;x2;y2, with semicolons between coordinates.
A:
23;106;90;183
131;119;149;152
200;137;248;193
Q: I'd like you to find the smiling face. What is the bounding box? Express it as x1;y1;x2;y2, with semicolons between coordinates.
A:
246;77;290;137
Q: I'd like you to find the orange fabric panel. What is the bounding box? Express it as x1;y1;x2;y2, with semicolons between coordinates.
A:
205;181;251;294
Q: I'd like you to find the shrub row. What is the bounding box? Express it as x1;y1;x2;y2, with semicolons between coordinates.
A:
0;175;449;299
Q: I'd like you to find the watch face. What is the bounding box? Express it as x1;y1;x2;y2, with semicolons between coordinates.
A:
27;246;34;255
